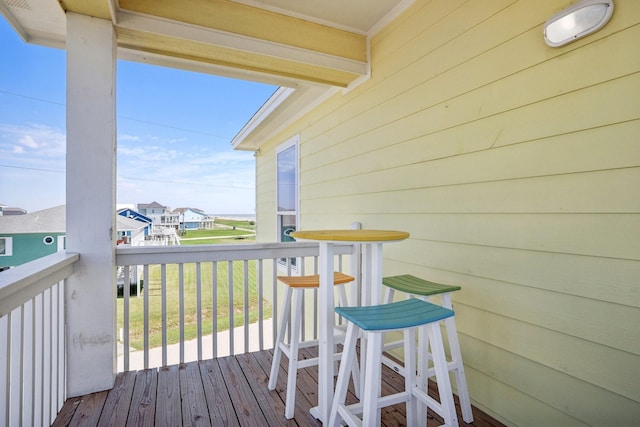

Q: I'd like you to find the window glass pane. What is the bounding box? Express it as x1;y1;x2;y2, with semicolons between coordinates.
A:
280;215;296;242
0;239;5;255
279;215;297;266
277;145;296;212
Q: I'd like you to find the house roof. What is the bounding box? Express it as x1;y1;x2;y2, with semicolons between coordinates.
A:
173;207;205;215
0;205;147;234
0;205;65;233
0;0;413;152
116;215;148;231
137;201;167;209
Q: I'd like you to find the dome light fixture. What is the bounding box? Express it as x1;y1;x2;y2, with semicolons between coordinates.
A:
544;0;614;47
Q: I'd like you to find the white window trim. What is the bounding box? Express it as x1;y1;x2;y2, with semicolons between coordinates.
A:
275;134;300;220
0;237;13;256
276;134;300;272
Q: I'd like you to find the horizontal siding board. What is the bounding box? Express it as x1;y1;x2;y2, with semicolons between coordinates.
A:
385;262;640;357
303;168;640;214
457;303;640;401
389;240;640;307
459;277;640;355
304;6;640;160
340;212;640;260
303;68;640;181
464;365;587;427
462;335;640;426
303;81;639;190
303;120;640;198
303;0;523;152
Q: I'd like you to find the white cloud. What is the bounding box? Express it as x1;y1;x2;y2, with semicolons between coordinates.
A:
19;135;38;148
0;123;65;158
118;134;141;141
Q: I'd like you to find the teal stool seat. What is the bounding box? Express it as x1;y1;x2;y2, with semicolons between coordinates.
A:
382;274;473;424
335;298;453;331
329;299;459;427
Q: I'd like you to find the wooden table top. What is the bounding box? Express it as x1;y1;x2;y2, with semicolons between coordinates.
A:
290;229;409;242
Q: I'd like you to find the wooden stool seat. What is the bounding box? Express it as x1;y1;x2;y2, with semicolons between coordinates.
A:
329;299;459;427
276;271;355;288
383;274;473;423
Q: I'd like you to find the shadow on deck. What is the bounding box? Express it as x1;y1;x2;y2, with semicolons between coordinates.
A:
53;348;505;426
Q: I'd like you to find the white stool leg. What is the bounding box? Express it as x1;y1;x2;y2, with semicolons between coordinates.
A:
417;324;429;427
383;287;395;304
284;288;304;419
441;294;473;423
362;332;383;427
329;323;359;427
268;287;292;390
428;322;458;427
403;327;417;427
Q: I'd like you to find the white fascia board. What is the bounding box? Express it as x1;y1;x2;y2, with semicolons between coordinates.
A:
231;87;296;149
0;2;28;42
367;0;415;37
232;85;339;151
115;10;368;75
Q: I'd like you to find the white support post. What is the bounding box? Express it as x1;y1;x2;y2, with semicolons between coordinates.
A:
65;13;117;397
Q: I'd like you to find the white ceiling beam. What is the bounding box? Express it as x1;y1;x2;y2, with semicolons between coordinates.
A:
115;10;368;76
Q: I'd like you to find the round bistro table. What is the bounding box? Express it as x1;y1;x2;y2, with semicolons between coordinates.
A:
289;229;410;423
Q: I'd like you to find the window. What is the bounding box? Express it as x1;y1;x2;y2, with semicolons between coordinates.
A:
276;135;299;268
0;237;12;256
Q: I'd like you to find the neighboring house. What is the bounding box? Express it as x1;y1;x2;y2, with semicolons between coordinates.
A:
137;201;179;230
0;205;148;269
115;215;147;246
0;205;66;269
172;207;214;230
117;208;152;236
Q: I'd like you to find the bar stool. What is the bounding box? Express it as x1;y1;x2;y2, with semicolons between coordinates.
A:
329;299;459;427
382;274;473;423
268;271;358;419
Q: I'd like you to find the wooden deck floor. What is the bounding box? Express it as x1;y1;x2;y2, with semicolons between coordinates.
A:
53;348;504;426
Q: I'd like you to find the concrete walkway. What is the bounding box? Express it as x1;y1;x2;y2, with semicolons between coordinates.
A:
117;320;274;371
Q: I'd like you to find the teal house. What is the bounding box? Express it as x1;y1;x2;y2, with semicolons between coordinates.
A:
1;205;149;270
0;205;65;270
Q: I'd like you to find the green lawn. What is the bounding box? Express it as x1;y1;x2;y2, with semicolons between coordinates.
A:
182;236;256;245
117;260;271;350
181;229;253;239
213;219;256;230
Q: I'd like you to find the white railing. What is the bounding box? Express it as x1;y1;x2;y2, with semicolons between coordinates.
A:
116;241;358;371
0;252;79;427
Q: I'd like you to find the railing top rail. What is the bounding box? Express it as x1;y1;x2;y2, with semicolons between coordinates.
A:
116;241;355;265
0;251;79;316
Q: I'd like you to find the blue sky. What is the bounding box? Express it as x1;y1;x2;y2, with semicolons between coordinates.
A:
0;17;277;215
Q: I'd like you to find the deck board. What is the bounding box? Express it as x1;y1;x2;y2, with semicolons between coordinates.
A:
69;390;107;426
157;365;182;426
97;370;136;427
199;359;241;426
53;349;505;426
129;369;158;426
180;362;211;425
